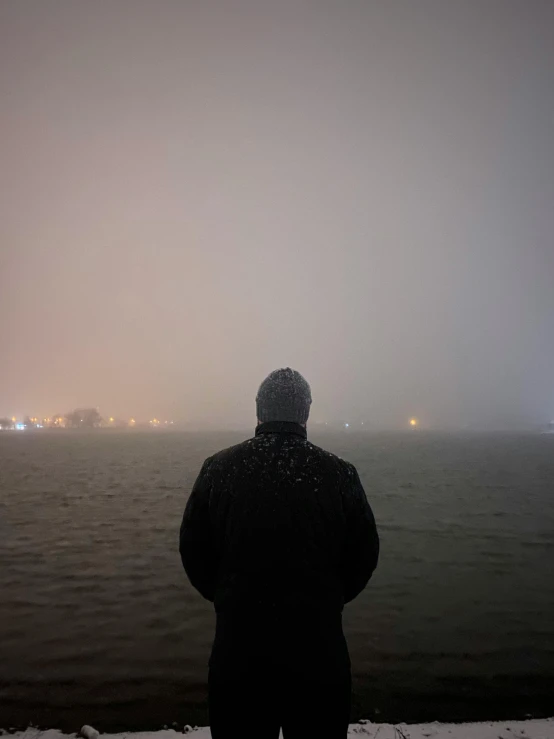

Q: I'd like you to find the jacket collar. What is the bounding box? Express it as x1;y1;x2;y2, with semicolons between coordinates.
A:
255;420;307;439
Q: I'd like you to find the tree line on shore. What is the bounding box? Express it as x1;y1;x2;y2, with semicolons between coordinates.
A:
0;408;103;429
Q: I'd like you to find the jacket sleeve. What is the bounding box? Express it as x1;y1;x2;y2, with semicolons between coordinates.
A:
339;462;380;604
179;458;217;602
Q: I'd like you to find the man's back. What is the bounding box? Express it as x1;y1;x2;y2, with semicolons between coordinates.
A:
180;419;379;676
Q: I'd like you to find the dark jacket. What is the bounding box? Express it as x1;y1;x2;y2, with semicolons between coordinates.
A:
179;420;379;675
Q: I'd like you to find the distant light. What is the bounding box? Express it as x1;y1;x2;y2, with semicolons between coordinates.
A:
12;417;16;422
410;418;418;427
345;423;349;428
109;417;114;423
361;421;364;425
15;423;25;430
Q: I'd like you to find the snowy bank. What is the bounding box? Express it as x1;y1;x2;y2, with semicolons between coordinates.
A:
3;720;554;739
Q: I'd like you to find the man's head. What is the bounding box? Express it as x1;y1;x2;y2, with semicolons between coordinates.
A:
256;368;312;426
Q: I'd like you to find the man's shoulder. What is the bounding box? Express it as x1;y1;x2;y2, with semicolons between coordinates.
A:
283;442;357;493
305;440;351;468
203;437;257;469
206;436;344;462
204;436;355;476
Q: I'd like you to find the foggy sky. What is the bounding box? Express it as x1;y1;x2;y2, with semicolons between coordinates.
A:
2;0;554;429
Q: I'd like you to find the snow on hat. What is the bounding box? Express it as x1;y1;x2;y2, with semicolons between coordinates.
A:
256;368;312;424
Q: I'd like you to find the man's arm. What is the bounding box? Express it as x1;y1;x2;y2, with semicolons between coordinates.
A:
179;458;217;602
339;462;380;605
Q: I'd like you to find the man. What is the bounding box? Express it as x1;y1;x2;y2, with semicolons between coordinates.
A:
179;367;379;739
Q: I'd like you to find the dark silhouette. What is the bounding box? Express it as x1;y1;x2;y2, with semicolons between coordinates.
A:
64;408;103;428
0;417;13;430
180;368;380;738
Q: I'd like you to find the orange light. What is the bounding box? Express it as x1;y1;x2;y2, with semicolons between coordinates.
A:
410;418;418;427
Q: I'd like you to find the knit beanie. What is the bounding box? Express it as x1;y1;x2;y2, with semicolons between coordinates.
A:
256;368;312;424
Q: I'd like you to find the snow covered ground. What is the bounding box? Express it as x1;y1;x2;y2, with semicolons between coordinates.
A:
3;720;554;739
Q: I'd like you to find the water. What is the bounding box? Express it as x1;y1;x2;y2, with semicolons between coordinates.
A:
1;430;553;731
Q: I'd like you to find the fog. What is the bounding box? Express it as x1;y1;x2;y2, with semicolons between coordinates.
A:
1;0;553;429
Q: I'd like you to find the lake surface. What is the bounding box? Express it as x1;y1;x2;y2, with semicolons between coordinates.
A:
1;430;553;731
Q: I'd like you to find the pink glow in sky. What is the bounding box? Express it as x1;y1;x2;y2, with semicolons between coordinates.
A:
2;1;553;428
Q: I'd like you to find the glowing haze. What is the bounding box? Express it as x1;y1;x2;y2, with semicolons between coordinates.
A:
1;1;553;429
